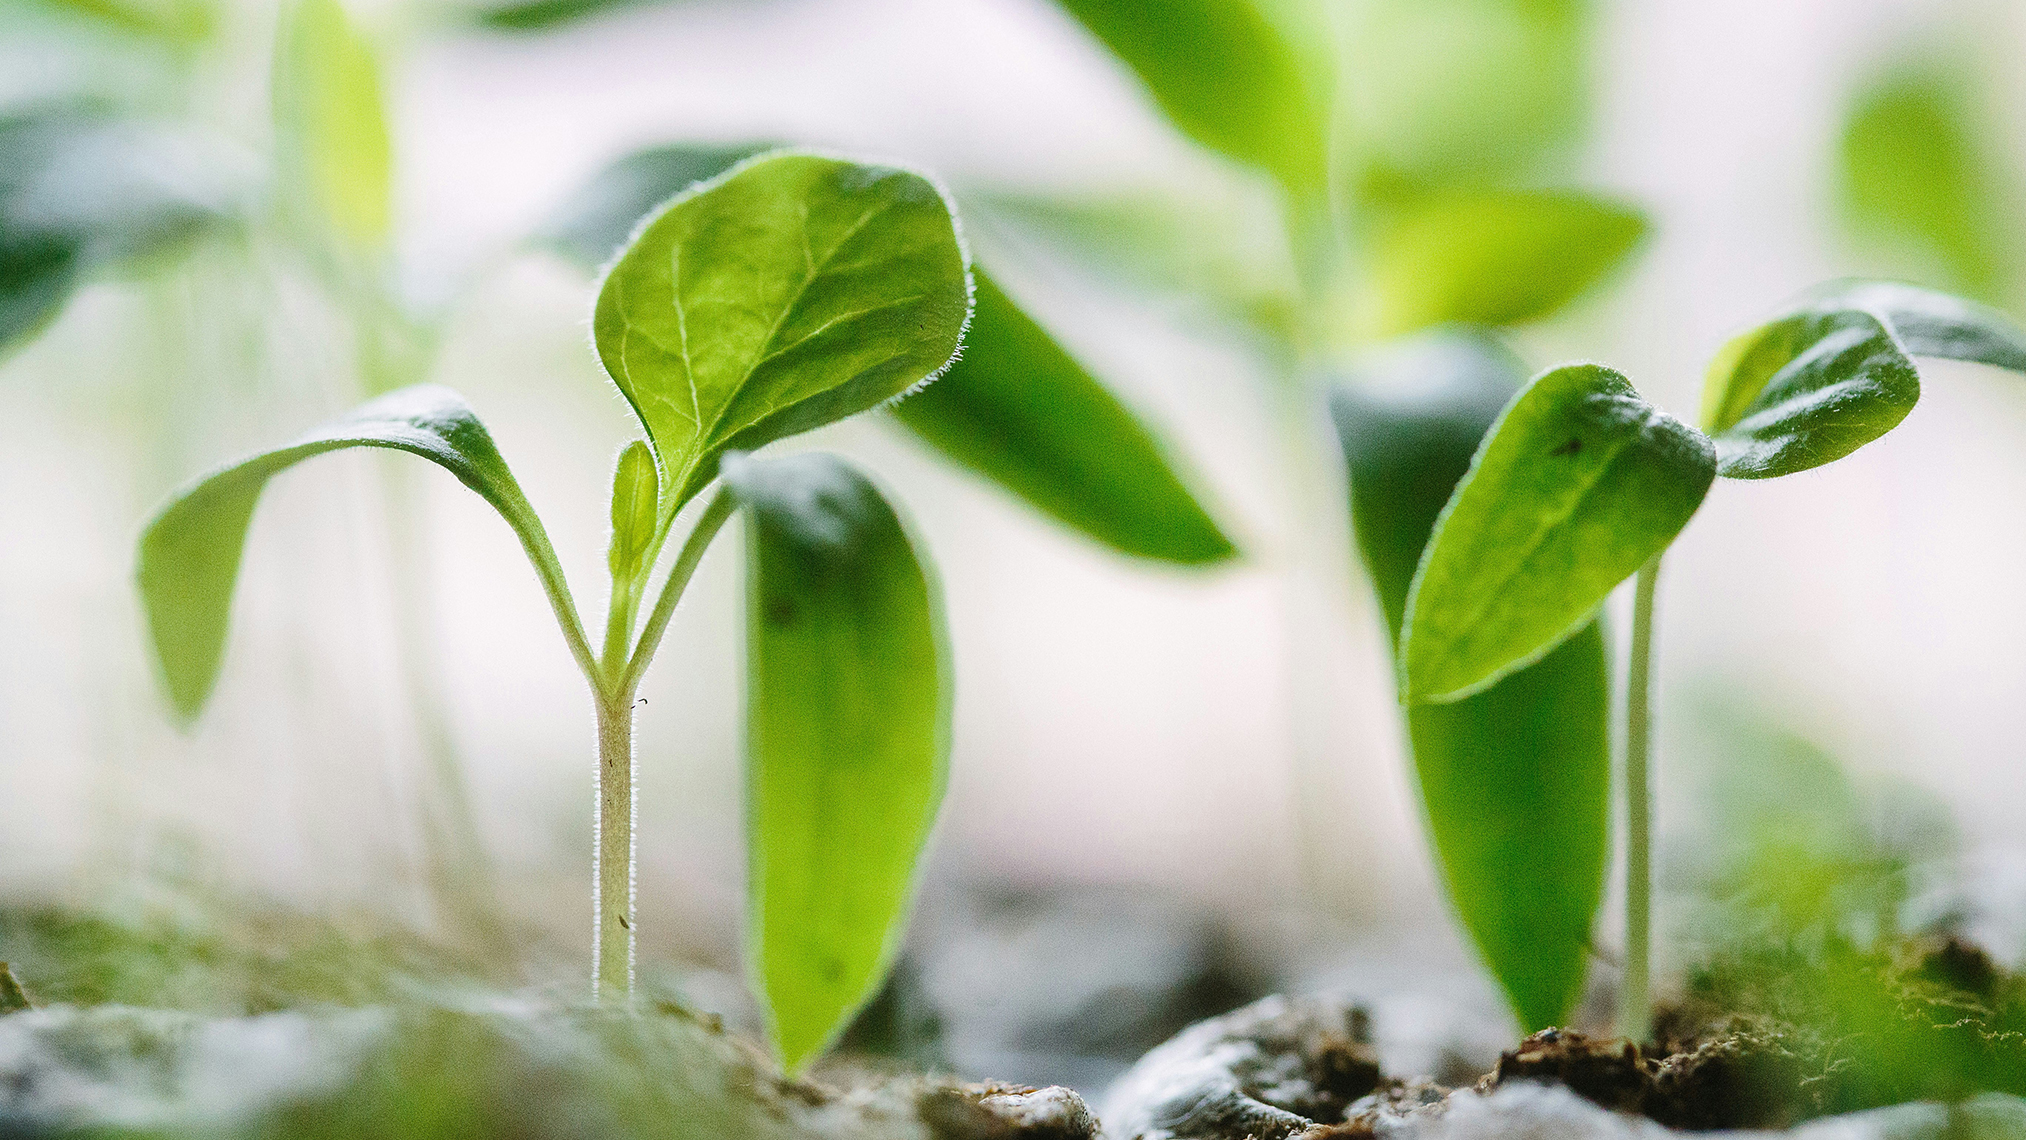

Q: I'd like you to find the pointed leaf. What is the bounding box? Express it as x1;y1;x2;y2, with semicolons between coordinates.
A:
1839;59;2019;303
891;271;1235;564
539;142;773;268
593;153;970;512
1702;306;1921;480
1049;0;1331;196
1332;332;1609;1031
607;439;659;584
138;385;573;720
273;0;392;248
1358;189;1646;337
1402;364;1713;704
723;452;948;1074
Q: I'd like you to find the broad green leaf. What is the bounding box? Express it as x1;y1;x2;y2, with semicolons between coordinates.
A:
890;271;1235;564
606;439;658;584
1838;59;2018;304
723;451;948;1074
1049;0;1331;197
0;108;237;353
1331;332;1609;1031
1356;189;1646;338
273;0;392;248
138;385;572;721
1402;364;1713;703
593;153;970;512
1342;0;1588;188
1701;306;1920;480
540;142;773;268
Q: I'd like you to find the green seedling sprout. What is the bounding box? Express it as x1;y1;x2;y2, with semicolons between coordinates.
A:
136;152;972;1073
1399;280;2026;1040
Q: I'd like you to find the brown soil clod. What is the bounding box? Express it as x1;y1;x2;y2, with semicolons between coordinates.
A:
1485;1028;1651;1115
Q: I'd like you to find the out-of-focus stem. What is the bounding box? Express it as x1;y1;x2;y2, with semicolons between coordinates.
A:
1621;554;1662;1043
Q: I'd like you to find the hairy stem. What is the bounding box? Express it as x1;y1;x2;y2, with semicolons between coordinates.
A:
1621;554;1662;1043
593;688;637;1003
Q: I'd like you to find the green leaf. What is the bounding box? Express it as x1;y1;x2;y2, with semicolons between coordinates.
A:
593;153;971;512
1342;0;1589;188
34;0;214;40
890;270;1235;564
1357;189;1647;338
1049;0;1331;196
1701;306;1921;480
606;440;659;584
1801;279;2026;374
1838;59;2019;304
273;0;392;248
138;385;577;721
540;142;773;268
1331;332;1609;1031
723;451;948;1074
1402;363;1713;703
0;108;237;353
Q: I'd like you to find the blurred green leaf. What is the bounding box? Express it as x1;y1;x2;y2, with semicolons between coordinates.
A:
33;0;213;40
540;143;773;268
593;153;970;512
892;271;1235;564
1702;306;1921;480
0;107;237;354
1402;364;1713;703
1357;189;1646;337
1049;0;1332;197
723;452;948;1075
1839;58;2019;304
138;385;572;721
606;440;659;585
474;0;646;30
1343;0;1589;188
1332;332;1610;1031
273;0;392;249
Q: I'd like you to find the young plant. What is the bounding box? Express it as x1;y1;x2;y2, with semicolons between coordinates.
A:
1399;280;2026;1040
137;152;972;1072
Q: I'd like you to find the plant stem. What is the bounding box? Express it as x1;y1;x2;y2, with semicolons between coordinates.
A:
593;688;637;1003
624;489;737;692
1621;553;1662;1043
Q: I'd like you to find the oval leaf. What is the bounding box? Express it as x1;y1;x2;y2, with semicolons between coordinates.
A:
539;142;773;268
1357;189;1647;338
1702;306;1920;479
1805;279;2026;375
1049;0;1331;196
1402;364;1714;704
891;270;1235;564
722;452;948;1075
606;439;659;584
1332;332;1609;1031
594;153;971;512
138;385;572;720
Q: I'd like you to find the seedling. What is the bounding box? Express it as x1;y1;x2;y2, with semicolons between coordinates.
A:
137;152;972;1072
1400;280;2026;1039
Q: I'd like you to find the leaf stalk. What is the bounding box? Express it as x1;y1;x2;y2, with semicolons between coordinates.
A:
1620;553;1662;1043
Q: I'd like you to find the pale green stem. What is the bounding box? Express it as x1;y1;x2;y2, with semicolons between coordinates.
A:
1621;554;1662;1043
588;486;738;1004
592;688;636;1003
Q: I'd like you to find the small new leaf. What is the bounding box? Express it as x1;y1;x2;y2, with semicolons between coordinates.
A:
138;385;576;720
594;153;971;513
607;440;659;584
1702;306;1920;480
1402;364;1714;704
892;271;1236;565
723;452;948;1075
